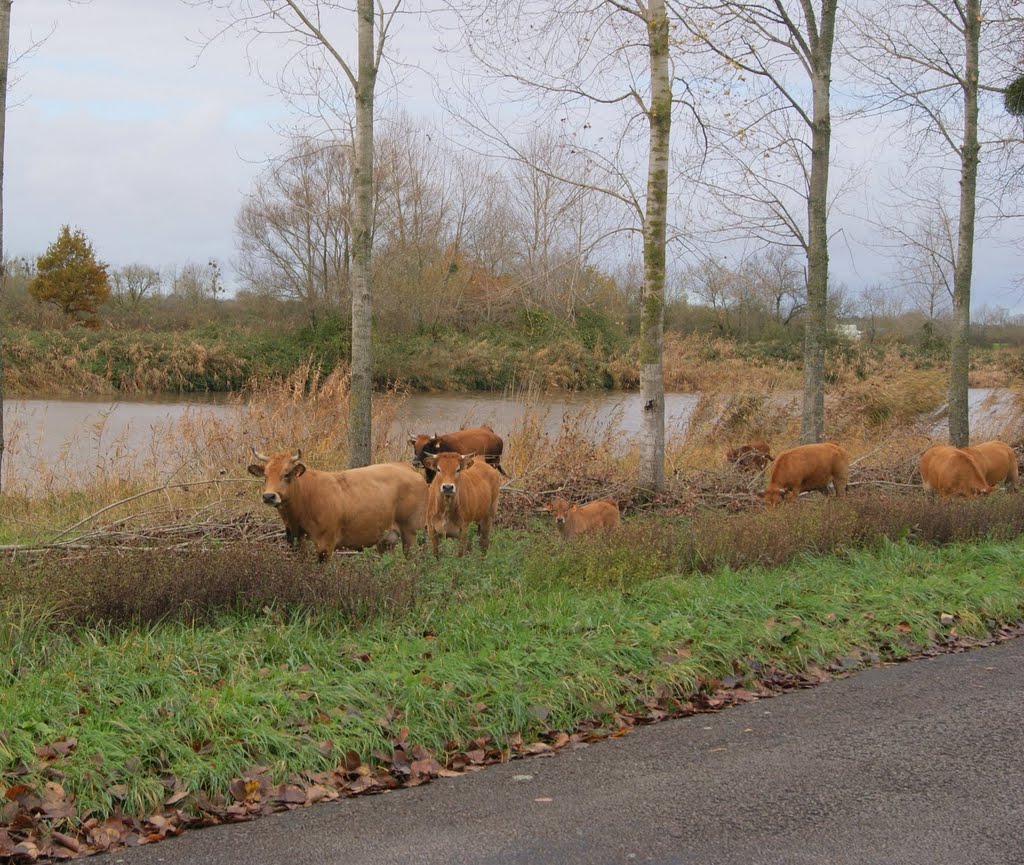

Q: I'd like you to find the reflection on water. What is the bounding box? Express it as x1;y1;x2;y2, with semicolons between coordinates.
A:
2;387;1017;491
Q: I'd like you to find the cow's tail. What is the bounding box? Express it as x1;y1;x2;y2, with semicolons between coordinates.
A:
487;454;510;478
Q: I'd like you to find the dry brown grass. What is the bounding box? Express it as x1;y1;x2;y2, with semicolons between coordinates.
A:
0;364;409;546
4;359;1023;550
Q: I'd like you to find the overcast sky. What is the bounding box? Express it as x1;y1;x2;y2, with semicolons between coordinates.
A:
6;0;1023;313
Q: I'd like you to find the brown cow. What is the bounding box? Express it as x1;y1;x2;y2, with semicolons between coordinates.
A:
424;451;501;557
761;442;849;508
409;425;507;482
961;440;1018;492
725;440;773;471
248;449;427;561
544;497;620;540
919;445;995;498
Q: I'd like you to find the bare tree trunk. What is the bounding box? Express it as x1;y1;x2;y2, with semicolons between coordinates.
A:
349;0;376;467
801;0;838;445
948;0;980;448
0;0;11;494
638;0;671;495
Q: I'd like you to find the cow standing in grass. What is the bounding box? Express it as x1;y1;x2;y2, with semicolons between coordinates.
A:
423;451;501;557
919;445;995;498
961;440;1018;492
248;449;427;561
544;498;620;540
409;426;507;483
760;442;849;508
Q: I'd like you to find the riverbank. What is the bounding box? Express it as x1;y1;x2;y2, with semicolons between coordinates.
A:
2;519;1024;859
5;319;1020;398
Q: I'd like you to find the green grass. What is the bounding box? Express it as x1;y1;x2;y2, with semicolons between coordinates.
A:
2;530;1024;824
5;309;635;396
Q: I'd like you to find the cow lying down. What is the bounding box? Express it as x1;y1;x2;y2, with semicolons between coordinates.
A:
248;448;427;561
544;497;620;539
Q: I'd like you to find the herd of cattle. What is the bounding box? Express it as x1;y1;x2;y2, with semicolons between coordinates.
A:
246;424;1019;561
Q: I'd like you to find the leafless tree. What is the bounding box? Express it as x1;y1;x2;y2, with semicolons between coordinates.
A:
447;0;682;493
236;135;353;321
190;0;402;466
857;281;905;343
848;0;1024;445
671;0;840;443
111;264;162;310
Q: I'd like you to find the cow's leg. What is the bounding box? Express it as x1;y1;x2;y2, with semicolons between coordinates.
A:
399;522;418;557
457;528;469;557
833;468;849;497
477;518;491;555
1008;459;1019;493
429;528;441;559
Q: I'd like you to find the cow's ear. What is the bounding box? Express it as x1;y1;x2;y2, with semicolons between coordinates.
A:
407;435;417;447
460;454;475;470
422;454;438;470
292;463;306;477
544;502;553;511
247;463;265;478
757;489;766;498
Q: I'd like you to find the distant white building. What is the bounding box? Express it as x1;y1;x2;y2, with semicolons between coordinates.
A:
835;323;862;341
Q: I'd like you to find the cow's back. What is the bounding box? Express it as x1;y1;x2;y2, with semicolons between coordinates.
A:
920;445;990;497
331;462;427;548
769;442;848;492
567;500;620;537
962;441;1017;488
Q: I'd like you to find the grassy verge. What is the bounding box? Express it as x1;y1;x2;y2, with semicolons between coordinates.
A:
2;515;1024;857
13;317;1018;397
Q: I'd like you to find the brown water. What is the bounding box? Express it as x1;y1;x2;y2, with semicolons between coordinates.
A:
2;387;1013;490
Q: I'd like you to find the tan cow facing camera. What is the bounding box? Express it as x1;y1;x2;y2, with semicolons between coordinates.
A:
248;448;427;561
424;451;501;558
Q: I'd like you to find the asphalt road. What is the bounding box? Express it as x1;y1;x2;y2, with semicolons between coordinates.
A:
115;640;1024;865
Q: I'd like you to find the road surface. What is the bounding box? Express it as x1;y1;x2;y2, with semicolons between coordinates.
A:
116;639;1024;865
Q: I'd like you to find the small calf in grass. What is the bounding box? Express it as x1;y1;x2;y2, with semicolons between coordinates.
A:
545;498;620;540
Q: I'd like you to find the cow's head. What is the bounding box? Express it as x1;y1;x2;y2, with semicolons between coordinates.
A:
969;482;996;497
759;484;788;508
247;447;305;508
424;451;475;497
410;432;446;480
544;497;575;526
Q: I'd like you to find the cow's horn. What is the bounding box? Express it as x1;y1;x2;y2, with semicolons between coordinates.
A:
291;449;302;463
251;447;269;463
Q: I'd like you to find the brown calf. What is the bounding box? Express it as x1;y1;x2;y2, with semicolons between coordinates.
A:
424;451;501;557
919;445;995;498
544;498;620;540
409;425;507;482
761;442;849;508
725;440;773;471
248;449;427;561
961;440;1018;492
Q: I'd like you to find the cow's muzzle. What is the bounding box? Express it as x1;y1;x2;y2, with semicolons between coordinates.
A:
555;516;565;525
262;492;282;507
440;483;456;495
